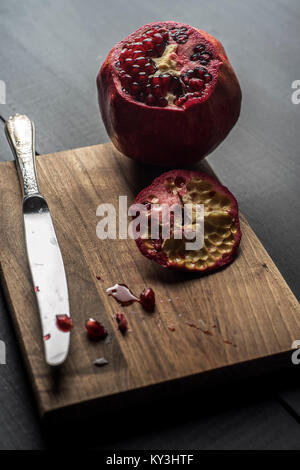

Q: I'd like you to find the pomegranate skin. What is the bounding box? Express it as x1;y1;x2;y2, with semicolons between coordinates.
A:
97;21;242;167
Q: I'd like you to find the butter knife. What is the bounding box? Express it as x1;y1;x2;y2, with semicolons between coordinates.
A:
5;114;71;366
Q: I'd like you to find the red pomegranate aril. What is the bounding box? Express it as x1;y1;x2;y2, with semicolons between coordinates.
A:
158;97;168;107
153;33;164;44
116;312;128;333
160;73;172;88
85;318;108;340
151;76;160;86
137;92;145;102
143;38;154;49
56;314;74;333
204;73;212;83
131;82;140;94
119;48;131;62
132;42;144;51
140;287;155;312
131;64;141;75
137;72;148;84
134;52;148;66
153;85;163;98
133;50;144;59
189;78;204;90
135;56;147;66
169;75;180;93
121;74;133;87
144;63;156;74
124;58;134;70
195;67;206;78
146;94;156;106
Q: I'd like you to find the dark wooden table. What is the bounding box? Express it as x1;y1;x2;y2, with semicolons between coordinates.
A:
0;0;300;450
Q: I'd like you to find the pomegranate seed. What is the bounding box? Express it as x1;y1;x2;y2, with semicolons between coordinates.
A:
131;64;141;75
195;67;207;78
135;56;147;66
158;97;168;107
124;58;134;70
169;76;182;96
116;312;128;333
192;91;203;98
145;49;155;57
175;96;187;107
119;48;131;62
133;50;145;59
160;73;171;88
137;72;148;84
140;287;155;311
121;74;133;87
145;94;155;106
189;78;204;90
131;82;140;94
56;314;74;333
153;33;164;44
85;318;108;340
137;92;145;102
152;85;163;98
151;76;160;86
144;63;156;74
132;42;144;51
143;38;154;50
204;73;212;83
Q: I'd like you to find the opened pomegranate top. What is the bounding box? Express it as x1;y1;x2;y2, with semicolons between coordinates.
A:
134;170;242;273
112;21;224;109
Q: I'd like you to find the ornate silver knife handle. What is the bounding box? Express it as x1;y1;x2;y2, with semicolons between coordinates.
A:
5;114;40;197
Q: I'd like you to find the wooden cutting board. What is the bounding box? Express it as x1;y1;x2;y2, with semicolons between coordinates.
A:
0;142;299;420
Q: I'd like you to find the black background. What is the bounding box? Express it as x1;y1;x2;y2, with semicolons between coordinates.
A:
0;0;300;449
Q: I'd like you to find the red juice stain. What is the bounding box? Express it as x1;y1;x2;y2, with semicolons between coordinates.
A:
34;286;40;292
224;340;237;347
43;334;51;341
106;284;139;306
185;321;213;336
56;314;74;332
168;325;176;332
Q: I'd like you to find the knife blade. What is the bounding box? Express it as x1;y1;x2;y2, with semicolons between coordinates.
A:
5;114;71;366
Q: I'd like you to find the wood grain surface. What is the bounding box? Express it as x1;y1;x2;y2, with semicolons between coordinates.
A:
0;142;299;418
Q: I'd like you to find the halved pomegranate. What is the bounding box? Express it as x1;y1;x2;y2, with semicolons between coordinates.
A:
97;21;241;167
134;169;241;272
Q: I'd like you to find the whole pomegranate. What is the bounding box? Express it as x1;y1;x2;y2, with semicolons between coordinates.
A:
97;21;241;167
